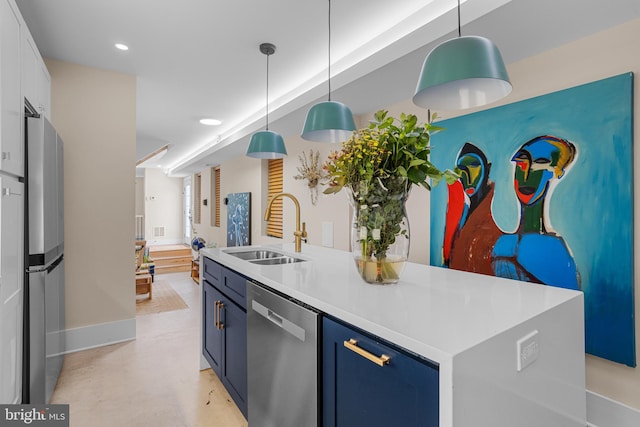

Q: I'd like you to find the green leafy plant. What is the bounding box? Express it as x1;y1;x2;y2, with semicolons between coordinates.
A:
323;110;457;283
324;110;457;194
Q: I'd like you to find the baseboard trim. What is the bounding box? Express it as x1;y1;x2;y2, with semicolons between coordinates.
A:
63;318;136;354
587;390;640;427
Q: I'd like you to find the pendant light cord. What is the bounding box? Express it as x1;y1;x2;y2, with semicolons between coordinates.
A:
457;0;461;37
266;51;270;131
327;0;332;101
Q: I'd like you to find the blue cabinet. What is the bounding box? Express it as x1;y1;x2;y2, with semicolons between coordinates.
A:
203;279;223;375
323;317;439;427
202;257;247;418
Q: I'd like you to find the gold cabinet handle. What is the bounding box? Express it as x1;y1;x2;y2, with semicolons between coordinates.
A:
214;301;219;329
217;302;225;330
343;339;390;367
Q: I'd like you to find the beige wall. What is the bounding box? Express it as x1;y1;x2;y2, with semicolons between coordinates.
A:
192;19;640;411
192;139;352;253
46;59;136;329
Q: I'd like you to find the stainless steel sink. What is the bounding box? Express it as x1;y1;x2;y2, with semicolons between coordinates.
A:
249;256;305;265
226;250;284;260
224;249;306;265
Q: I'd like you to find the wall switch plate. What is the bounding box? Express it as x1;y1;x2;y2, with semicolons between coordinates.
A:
517;330;539;372
322;221;334;248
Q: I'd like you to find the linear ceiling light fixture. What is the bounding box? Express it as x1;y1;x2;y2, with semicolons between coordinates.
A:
301;0;356;143
136;144;169;168
247;43;287;159
413;0;512;110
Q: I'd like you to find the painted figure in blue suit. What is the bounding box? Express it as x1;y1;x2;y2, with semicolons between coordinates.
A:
492;135;581;290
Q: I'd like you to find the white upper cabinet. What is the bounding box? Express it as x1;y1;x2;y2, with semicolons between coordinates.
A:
22;28;50;119
0;0;23;176
0;0;52;177
21;29;36;109
38;60;50;119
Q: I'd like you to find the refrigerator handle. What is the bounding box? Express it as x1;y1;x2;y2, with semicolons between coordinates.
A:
46;256;64;274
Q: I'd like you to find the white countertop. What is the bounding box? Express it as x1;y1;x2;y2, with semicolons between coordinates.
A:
201;243;582;364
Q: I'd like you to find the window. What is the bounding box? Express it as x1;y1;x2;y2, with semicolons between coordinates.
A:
266;159;283;238
194;173;202;224
211;167;221;227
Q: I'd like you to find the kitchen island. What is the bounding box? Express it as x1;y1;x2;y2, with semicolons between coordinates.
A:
201;243;586;427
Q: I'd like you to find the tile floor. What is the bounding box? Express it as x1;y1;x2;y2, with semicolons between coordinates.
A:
51;272;248;427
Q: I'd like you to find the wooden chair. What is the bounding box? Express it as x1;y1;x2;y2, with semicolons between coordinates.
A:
135;239;155;280
136;273;153;299
135;240;153;299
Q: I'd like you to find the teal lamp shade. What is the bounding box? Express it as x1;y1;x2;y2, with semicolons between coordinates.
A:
301;101;356;142
413;35;512;110
246;130;287;159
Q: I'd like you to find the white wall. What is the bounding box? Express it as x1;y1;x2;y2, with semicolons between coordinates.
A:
143;167;183;245
135;177;144;216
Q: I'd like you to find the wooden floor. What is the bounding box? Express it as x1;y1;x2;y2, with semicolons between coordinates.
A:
51;272;247;427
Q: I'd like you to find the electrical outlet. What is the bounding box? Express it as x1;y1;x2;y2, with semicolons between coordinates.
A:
516;330;539;372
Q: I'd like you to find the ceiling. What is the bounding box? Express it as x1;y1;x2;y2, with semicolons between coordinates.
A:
16;0;640;177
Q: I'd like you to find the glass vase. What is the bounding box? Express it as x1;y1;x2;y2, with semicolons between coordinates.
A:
349;176;410;285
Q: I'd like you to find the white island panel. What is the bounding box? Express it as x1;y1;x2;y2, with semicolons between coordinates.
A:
201;243;586;427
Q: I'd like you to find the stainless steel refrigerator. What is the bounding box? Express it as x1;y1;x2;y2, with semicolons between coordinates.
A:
23;110;65;404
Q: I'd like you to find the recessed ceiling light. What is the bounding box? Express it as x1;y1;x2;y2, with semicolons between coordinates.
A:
115;43;129;51
200;118;222;126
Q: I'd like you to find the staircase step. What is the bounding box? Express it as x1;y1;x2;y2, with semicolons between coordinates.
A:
155;264;190;273
148;244;192;275
153;255;192;265
150;249;192;258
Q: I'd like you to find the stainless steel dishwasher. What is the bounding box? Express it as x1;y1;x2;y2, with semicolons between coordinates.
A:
247;281;320;427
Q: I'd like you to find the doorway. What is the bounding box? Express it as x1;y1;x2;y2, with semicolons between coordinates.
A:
183;177;191;245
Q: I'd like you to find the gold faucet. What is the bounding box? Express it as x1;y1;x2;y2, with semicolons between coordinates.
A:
264;192;307;252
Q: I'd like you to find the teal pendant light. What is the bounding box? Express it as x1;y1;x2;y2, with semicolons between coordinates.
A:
301;0;355;143
246;130;287;159
413;0;511;110
301;101;355;143
247;43;287;159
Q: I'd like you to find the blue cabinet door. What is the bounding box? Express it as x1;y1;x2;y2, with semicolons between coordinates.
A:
203;256;222;285
203;279;223;378
222;266;247;309
323;317;439;427
202;261;248;419
221;295;247;418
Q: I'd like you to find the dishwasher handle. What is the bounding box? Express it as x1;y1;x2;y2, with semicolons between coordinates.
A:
251;299;306;342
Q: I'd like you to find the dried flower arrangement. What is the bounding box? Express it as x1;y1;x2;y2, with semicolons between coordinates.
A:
293;149;327;205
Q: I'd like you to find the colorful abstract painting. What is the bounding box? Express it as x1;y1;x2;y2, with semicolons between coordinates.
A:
227;192;251;247
429;73;635;366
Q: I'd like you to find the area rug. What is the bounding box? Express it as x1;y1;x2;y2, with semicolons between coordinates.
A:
136;279;189;315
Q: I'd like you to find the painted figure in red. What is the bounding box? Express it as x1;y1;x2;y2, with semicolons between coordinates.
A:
443;143;502;275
